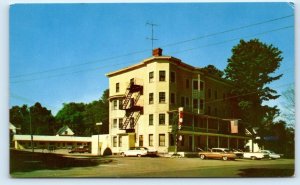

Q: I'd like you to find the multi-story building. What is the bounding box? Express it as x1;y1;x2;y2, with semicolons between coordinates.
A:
106;48;248;154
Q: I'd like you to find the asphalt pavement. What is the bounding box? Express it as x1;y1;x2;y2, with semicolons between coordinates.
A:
11;156;294;178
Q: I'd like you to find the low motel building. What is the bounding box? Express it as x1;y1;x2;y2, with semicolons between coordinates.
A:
106;48;249;155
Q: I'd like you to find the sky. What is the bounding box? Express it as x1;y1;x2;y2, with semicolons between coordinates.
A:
9;2;294;115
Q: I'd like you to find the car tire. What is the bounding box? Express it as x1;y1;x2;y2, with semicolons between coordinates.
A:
120;152;125;157
251;156;257;160
200;154;205;160
222;156;228;161
137;154;142;157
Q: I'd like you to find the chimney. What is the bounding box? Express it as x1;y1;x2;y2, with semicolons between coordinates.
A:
152;48;163;57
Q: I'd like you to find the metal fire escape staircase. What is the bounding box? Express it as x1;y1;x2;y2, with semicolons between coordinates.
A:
120;80;143;132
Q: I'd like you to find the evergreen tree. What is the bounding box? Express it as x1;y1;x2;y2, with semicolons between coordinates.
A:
225;39;283;129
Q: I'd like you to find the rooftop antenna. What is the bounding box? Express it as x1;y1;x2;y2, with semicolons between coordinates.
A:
146;21;158;50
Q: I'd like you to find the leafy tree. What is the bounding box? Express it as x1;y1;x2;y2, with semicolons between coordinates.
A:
10;103;55;135
282;86;295;127
201;64;224;78
224;39;283;129
55;102;86;135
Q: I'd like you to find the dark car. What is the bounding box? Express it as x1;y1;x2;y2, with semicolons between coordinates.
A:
69;146;90;153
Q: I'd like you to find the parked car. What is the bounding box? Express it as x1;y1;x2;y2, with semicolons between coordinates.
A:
231;148;244;159
198;148;237;161
121;147;157;157
243;152;269;160
69;146;90;153
260;150;282;159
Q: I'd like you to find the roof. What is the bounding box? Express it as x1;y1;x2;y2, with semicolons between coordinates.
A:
105;54;232;86
56;125;73;135
14;135;92;142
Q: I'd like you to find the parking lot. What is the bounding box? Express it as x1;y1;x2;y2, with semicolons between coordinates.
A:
11;155;294;178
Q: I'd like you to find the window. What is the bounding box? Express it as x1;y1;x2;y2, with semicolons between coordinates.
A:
208;88;212;99
159;70;166;81
116;83;120;93
113;119;117;128
214;108;218;116
149;93;154;104
119;99;123;109
186;97;190;107
170;72;175;83
149;134;153;146
214;90;218;99
159;114;165;125
200;81;204;91
149;114;153;125
113;136;117;147
207;106;211;115
169;134;174;146
193;81;198;90
193;99;198;109
170;93;175;104
181;97;185;107
119;118;123;128
139;135;143;147
159;92;165;103
181;135;185;146
159;134;165;146
186;79;190;88
200;99;204;110
119;136;122;147
149;71;154;83
113;100;118;110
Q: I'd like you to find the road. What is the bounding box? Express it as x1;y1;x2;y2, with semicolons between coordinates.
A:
11;156;294;178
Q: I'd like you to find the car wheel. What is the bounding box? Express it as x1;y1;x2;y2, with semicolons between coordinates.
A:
120;152;125;157
137;154;142;157
222;156;228;161
200;154;205;160
251;156;257;160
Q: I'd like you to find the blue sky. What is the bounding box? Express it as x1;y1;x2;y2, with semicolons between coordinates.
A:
9;3;294;115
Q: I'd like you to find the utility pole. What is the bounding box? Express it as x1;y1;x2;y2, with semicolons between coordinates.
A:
28;107;34;152
146;21;158;50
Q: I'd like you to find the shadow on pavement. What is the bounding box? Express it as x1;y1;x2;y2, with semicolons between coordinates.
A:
237;168;294;177
10;149;112;173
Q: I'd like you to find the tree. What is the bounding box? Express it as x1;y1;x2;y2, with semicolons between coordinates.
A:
282;86;295;127
9;103;55;135
55;102;86;135
224;39;283;129
200;64;224;78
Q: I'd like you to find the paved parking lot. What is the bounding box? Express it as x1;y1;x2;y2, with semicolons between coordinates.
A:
11;156;294;178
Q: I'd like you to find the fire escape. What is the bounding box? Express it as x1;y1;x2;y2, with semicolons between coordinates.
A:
120;79;143;133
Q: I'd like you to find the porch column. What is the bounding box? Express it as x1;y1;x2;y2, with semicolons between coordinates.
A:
227;137;230;148
217;136;220;148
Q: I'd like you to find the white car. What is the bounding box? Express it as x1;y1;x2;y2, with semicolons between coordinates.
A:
260;150;282;159
121;147;157;157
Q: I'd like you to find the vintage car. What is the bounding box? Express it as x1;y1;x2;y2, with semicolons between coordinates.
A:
121;147;157;157
198;148;237;161
260;150;282;159
68;146;90;153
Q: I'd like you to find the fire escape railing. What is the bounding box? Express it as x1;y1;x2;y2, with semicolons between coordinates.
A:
120;79;143;132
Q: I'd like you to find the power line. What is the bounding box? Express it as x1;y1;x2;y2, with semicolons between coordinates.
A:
10;14;293;79
10;25;294;84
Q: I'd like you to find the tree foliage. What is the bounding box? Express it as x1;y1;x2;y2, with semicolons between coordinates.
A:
201;64;224;78
282;86;295;127
224;39;283;128
10;103;55;135
10;89;109;137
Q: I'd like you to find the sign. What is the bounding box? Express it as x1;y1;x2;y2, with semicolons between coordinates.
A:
230;120;238;134
178;107;183;130
178;135;182;141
